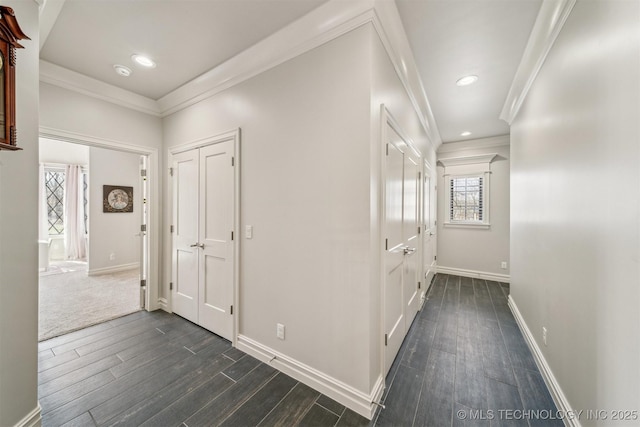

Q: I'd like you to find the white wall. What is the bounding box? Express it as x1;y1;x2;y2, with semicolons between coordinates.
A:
0;2;40;426
88;147;141;273
40;83;162;149
510;0;639;419
39;138;90;165
436;136;510;278
164;25;373;395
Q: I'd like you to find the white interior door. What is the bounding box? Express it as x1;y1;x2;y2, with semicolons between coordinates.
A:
422;162;435;289
198;142;234;340
171;141;236;341
384;139;405;375
383;120;422;375
403;150;420;325
172;150;200;324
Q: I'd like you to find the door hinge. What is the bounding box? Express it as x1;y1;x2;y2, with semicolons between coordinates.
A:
231;231;234;241
141;224;147;232
434;220;437;226
231;157;235;166
385;239;388;250
140;279;146;288
384;333;388;346
230;305;233;315
418;281;421;289
434;255;437;261
141;169;147;177
170;225;174;233
169;282;173;291
386;143;389;156
418;226;421;234
418;172;421;180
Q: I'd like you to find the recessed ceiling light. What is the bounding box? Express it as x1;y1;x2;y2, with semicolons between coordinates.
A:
456;75;478;86
131;54;156;68
113;64;132;77
461;131;472;137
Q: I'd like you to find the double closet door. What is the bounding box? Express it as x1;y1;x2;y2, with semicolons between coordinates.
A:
384;119;421;375
171;141;235;341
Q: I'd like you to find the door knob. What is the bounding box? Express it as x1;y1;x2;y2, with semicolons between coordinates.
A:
403;247;416;255
190;243;205;249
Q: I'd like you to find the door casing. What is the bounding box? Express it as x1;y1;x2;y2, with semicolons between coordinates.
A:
168;129;240;345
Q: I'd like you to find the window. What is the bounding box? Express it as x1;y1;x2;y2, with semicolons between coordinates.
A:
450;176;483;222
45;170;65;235
440;153;495;229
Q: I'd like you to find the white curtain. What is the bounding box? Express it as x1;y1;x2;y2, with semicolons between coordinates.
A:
64;165;87;260
38;163;49;241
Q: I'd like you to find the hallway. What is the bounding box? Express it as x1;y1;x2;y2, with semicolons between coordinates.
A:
37;274;558;426
374;274;561;426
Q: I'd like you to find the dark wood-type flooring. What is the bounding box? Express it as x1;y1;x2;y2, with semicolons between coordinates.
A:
39;274;559;427
373;274;562;427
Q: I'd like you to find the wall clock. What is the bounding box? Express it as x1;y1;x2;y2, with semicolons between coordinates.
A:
0;6;29;151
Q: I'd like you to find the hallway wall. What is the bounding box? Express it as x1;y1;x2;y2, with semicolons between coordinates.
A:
436;136;510;279
0;2;40;426
510;0;640;416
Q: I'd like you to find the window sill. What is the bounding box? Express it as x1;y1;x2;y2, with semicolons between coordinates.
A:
443;222;491;230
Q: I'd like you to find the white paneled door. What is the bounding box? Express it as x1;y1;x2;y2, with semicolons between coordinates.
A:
383;115;421;375
422;162;436;288
172;140;236;341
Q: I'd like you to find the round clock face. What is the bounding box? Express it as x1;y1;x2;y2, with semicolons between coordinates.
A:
107;189;129;210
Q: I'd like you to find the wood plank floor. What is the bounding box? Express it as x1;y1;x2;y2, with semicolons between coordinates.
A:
373;274;562;427
38;310;368;427
39;274;559;427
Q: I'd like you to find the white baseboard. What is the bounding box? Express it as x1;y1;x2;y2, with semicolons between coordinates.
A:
236;334;383;420
436;265;510;283
88;262;139;276
14;404;41;427
157;297;170;312
508;296;580;427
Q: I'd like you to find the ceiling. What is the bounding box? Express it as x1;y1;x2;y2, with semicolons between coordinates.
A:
395;0;542;143
40;0;542;144
40;0;328;99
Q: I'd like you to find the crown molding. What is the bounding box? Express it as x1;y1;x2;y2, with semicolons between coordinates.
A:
437;134;509;154
38;0;441;147
500;0;576;124
438;153;498;167
39;60;162;117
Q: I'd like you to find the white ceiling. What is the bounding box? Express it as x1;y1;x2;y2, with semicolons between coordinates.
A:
40;0;542;143
40;0;328;99
396;0;541;143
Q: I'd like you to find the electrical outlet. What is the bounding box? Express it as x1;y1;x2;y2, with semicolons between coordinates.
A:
276;323;285;340
542;327;547;346
109;252;116;261
245;225;253;239
501;261;508;270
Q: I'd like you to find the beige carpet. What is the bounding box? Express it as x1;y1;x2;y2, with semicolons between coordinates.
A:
39;261;140;341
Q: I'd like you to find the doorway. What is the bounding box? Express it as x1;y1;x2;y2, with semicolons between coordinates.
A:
170;130;239;342
37;136;154;341
382;108;422;375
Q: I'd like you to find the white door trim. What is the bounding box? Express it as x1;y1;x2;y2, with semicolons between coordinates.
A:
39;126;160;311
380;105;422;376
168;128;240;346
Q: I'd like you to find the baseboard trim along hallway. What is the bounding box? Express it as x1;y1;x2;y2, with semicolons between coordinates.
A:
437;265;510;283
237;334;384;419
508;295;581;427
14;404;41;427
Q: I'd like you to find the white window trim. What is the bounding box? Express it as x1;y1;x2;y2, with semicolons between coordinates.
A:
443;171;492;229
